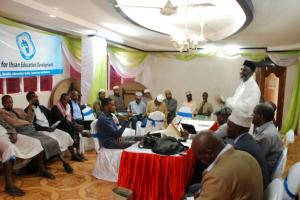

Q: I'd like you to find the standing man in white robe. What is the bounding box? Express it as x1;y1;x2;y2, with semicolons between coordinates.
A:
216;60;261;120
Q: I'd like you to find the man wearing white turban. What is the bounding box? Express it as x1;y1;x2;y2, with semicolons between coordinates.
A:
146;94;168;119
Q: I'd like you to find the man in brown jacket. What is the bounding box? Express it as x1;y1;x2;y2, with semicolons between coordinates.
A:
191;131;263;200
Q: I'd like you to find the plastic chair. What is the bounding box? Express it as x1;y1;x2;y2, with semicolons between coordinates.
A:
173;106;193;124
285;129;295;146
92;148;123;182
283;162;300;200
264;178;284;200
144;111;165;134
92;116;124;182
90;119;100;153
271;147;288;180
82;106;96;121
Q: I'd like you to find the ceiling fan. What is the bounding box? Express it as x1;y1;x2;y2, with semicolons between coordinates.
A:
115;0;215;16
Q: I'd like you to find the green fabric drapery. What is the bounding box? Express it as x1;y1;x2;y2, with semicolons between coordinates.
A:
109;46;148;68
280;62;300;134
87;38;108;105
63;36;81;60
88;56;108;105
239;52;268;62
154;50;218;61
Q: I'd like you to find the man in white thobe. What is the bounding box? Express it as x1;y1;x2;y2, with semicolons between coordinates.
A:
217;60;261;119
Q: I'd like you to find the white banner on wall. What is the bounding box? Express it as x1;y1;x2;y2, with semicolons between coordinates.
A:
0;24;63;78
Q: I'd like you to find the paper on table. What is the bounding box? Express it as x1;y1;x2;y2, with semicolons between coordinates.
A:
164;123;181;139
51;121;61;129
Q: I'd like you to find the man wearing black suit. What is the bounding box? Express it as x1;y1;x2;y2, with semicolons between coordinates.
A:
227;109;270;189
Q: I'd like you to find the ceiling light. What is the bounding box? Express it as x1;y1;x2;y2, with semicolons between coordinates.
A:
48;15;56;18
170;22;207;52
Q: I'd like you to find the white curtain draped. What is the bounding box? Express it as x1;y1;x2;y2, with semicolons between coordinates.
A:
62;41;81;72
107;48;151;78
268;52;299;67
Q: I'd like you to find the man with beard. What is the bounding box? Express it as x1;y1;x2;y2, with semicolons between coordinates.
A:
216;60;261;119
93;89;106;118
24;91;82;164
109;86;125;112
0;95;72;174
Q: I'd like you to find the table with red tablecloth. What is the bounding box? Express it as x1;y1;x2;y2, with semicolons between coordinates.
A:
118;146;195;200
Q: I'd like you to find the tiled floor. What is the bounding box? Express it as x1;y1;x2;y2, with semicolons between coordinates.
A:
0;135;299;200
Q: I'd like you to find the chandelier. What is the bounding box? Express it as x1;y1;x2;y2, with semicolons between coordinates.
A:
171;22;207;52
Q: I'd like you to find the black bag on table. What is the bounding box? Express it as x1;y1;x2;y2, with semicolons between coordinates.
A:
138;132;161;149
152;136;188;155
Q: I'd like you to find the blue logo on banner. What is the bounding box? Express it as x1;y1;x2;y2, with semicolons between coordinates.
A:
16;32;36;60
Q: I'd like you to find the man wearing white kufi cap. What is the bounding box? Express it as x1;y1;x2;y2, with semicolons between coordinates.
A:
226;109;270;189
109;85;125;112
127;92;146;129
181;91;198;116
142;89;152;105
93;89;106;118
146;94;168;119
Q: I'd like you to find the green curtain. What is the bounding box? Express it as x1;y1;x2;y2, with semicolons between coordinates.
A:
87;41;108;105
109;46;148;68
280;62;300;134
154;50;218;61
63;36;81;60
240;52;268;62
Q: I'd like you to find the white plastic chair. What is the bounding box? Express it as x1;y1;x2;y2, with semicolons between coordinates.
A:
92;148;123;182
173;106;193;124
271;147;288;180
264;178;284;200
82;106;96;121
285;129;295;146
144;111;165;134
283;162;300;200
92;116;124;182
90;119;100;152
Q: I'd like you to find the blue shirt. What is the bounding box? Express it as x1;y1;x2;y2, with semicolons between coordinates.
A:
97;112;128;146
71;100;83;120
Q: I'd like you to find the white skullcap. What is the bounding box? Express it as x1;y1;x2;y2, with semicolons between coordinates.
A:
144;89;150;93
99;89;106;93
135;92;143;97
113;86;120;90
156;94;165;103
228;109;252;128
185;91;192;95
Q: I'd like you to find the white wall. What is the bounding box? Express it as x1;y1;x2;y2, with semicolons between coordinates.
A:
137;54;298;125
137;54;244;111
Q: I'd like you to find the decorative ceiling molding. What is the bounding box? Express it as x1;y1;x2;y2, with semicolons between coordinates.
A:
115;0;254;42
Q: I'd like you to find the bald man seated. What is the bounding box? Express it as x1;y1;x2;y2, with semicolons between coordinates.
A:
191;131;263;200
